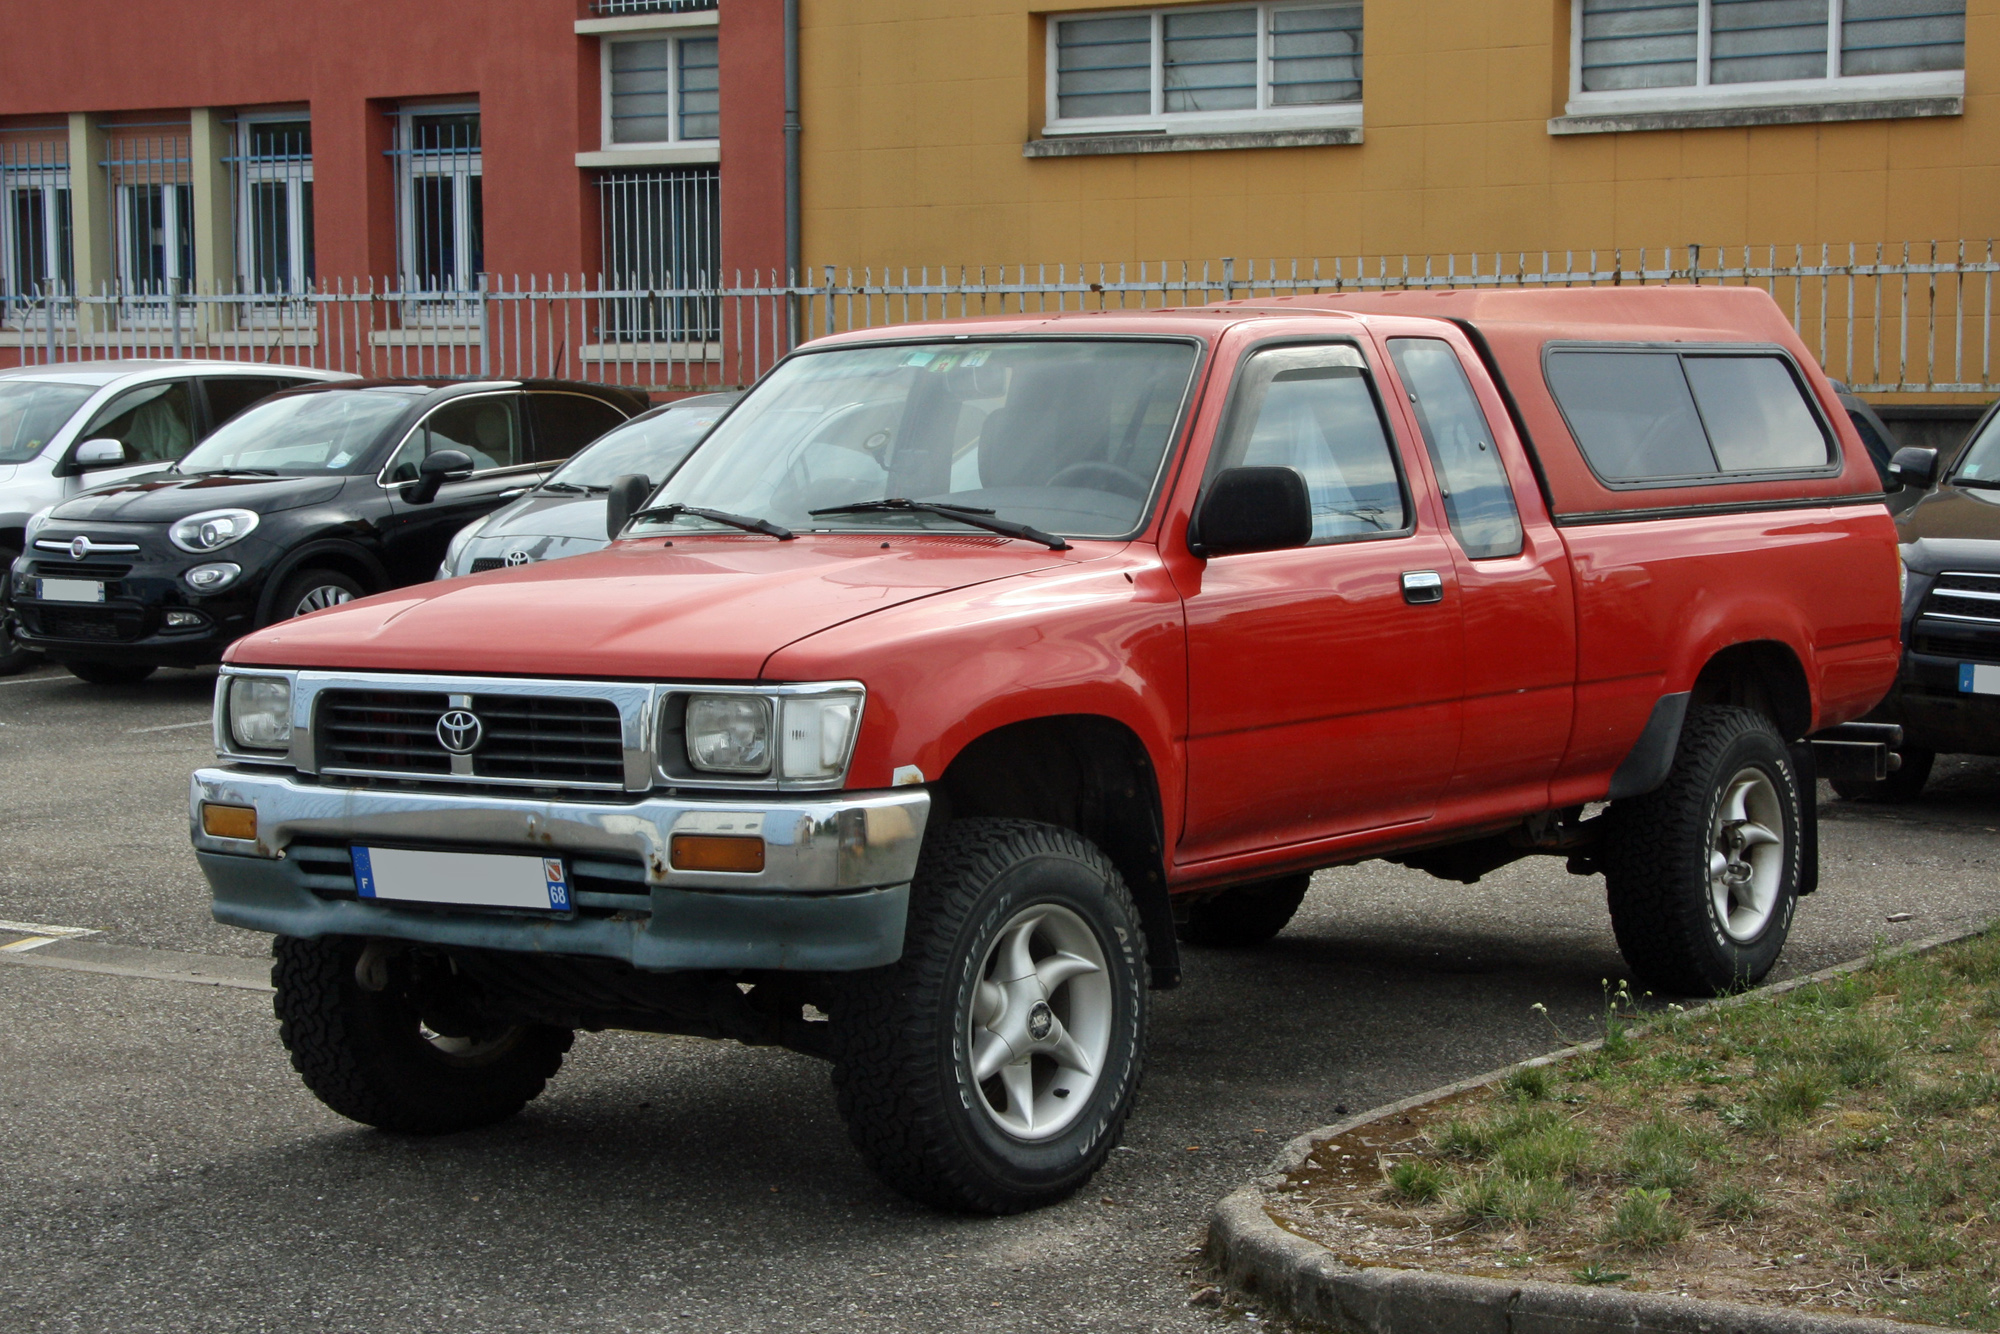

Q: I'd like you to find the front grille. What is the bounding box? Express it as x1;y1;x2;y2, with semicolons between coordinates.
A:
1918;572;2000;627
316;689;627;787
470;557;506;573
1912;630;2000;664
28;560;133;580
22;604;143;641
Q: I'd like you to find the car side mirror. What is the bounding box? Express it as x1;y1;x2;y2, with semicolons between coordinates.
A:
605;473;652;541
1887;446;1939;491
401;449;474;505
1191;466;1314;557
73;438;127;468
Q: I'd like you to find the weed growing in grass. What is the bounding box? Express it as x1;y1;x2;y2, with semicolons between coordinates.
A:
1603;1186;1688;1249
1823;1023;1900;1088
1502;1064;1552;1101
1618;1118;1702;1190
1896;1072;2000;1120
1703;1180;1763;1220
1432;1118;1496;1159
1745;1066;1833;1135
1496;1119;1591;1181
1385;1158;1446;1204
1572;1263;1631;1285
1451;1169;1573;1228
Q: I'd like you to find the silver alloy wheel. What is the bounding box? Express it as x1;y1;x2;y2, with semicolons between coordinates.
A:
1709;765;1786;943
293;584;354;616
965;903;1114;1142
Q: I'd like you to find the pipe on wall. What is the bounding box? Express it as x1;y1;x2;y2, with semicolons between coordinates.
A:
784;0;800;290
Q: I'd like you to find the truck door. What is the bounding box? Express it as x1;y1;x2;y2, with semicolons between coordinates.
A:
1177;341;1465;864
1385;335;1577;815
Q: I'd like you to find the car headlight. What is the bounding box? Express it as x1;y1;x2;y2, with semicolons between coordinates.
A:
185;562;242;593
779;695;861;781
227;675;292;751
170;508;259;554
23;506;53;545
440;517;486;577
685;695;772;774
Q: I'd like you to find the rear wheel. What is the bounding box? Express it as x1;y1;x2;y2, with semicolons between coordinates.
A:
272;936;573;1134
1601;705;1802;996
831;819;1147;1214
1174;872;1311;948
1831;745;1934;803
273;568;364;621
64;660;157;685
0;546;36;675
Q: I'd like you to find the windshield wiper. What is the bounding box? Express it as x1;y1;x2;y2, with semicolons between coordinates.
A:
628;502;795;540
183;467;282;477
809;497;1071;551
538;480;605;495
1952;476;2000;490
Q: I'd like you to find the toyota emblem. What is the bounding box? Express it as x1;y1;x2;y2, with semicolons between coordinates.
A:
436;710;483;754
503;549;533;567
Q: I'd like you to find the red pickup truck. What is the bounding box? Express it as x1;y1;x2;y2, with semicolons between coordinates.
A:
188;285;1902;1213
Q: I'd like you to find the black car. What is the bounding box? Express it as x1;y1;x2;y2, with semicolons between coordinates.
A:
1839;400;2000;800
9;378;647;682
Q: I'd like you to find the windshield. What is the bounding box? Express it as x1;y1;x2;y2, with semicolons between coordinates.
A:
0;380;95;464
546;399;733;490
641;339;1199;539
177;391;413;475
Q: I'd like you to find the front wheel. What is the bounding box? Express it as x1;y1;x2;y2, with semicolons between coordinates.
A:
272;936;573;1134
831;819;1147;1214
1601;705;1802;996
272;568;364;622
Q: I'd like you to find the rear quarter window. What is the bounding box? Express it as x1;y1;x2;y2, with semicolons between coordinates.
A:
1545;347;1832;485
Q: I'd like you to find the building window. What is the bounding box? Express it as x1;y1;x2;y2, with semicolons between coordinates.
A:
233;118;314;298
106;133;194;298
1;138;71;311
596;166;719;342
1570;0;1965;116
1046;2;1362;136
394;108;482;296
605;33;720;146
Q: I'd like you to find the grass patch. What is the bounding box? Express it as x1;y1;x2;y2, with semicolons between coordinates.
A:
1274;925;2000;1330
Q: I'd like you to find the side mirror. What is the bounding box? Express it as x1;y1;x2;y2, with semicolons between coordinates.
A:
401;449;473;505
1887;446;1939;491
605;473;653;541
73;438;127;468
1191;466;1313;557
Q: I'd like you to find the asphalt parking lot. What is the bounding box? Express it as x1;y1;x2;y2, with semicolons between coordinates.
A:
2;662;1997;1333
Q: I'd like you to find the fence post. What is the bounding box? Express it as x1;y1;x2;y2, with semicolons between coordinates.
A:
478;272;491;378
44;285;58;364
825;265;836;338
169;277;183;358
1223;256;1235;302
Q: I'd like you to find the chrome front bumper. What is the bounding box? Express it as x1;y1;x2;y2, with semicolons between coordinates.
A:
190;767;931;972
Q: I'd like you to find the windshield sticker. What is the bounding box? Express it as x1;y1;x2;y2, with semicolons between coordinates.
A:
901;350;936;367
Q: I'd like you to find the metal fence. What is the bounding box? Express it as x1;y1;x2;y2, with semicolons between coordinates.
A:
2;243;1998;395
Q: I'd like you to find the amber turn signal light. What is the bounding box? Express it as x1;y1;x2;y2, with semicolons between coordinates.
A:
201;803;258;841
669;833;765;873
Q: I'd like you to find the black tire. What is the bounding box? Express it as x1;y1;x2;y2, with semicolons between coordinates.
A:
1830;745;1935;803
830;818;1148;1214
1174;872;1311;947
1600;705;1803;997
0;546;36;676
272;568;365;622
272;935;573;1134
64;659;157;685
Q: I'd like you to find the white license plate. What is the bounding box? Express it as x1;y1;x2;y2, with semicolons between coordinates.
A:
37;578;105;603
351;847;572;912
1959;663;2000;695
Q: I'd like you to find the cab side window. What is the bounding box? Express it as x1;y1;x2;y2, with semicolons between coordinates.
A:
526;393;627;463
200;376;296;432
386;395;522;481
1388;338;1524;560
77;380;196;465
1213;345;1408;542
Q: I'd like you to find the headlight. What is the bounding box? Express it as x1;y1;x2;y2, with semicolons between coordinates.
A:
685;695;772;773
779;695;861;781
227;675;292;751
23;506;53;545
184;562;242;593
170;508;259;554
440;517;485;577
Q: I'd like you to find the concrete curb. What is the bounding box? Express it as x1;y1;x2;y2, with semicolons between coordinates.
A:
1203;923;1992;1334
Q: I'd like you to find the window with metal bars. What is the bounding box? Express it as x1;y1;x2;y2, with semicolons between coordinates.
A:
1048;2;1361;134
596;166;719;343
1573;0;1964;108
392;108;482;297
104;132;194;300
232;118;314;299
604;33;720;146
0;136;70;313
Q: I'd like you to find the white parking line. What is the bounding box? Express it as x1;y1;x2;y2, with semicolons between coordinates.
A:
0;919;98;939
0;674;67;687
0;936;57;953
127;719;210;734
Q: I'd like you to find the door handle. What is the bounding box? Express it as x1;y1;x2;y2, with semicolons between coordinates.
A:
1402;570;1444;605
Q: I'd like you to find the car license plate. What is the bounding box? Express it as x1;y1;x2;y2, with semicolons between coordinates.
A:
351;847;572;912
37;578;105;603
1959;664;2000;695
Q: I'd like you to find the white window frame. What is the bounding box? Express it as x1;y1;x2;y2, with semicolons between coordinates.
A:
1566;0;1964;119
234;115;314;303
1;163;71;307
114;179;193;297
601;26;721;150
394;103;482;302
1042;1;1363;139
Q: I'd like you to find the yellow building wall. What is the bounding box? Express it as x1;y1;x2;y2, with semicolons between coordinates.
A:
798;0;2000;272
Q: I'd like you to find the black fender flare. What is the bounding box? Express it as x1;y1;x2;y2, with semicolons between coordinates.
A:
254;540;391;626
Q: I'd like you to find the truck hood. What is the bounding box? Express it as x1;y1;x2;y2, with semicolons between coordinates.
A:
52;471;344;522
228;533;1099;679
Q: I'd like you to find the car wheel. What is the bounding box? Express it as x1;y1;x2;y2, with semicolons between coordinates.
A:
272;936;573;1134
831;818;1147;1214
1830;745;1935;803
1174;872;1311;948
1601;705;1802;996
0;546;36;676
64;660;157;685
274;569;365;621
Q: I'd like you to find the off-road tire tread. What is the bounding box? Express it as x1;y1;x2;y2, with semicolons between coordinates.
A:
272;936;572;1134
1600;705;1799;997
830;818;1146;1214
1175;872;1311;947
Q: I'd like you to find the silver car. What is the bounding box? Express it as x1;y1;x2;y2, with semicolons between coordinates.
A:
0;359;350;672
438;391;739;578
